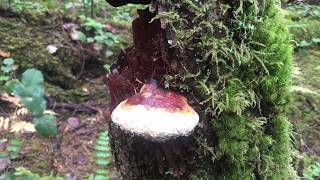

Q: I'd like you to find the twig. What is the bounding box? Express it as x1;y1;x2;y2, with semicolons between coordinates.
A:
48;102;100;114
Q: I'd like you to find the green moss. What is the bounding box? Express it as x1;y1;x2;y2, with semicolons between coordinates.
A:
0;12;80;89
289;50;320;156
159;0;297;178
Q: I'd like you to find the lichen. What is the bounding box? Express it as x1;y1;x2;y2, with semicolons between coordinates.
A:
159;0;297;178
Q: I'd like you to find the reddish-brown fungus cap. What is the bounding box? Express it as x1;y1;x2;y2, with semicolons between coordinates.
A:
111;83;199;141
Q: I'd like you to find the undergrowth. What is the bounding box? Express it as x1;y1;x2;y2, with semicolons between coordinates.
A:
286;3;320;48
0;138;23;160
304;161;320;180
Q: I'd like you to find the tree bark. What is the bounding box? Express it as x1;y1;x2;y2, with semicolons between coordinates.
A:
107;0;297;179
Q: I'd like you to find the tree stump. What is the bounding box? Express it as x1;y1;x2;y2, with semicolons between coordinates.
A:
106;0;297;179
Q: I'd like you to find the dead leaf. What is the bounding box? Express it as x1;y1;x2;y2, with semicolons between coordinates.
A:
0;93;21;106
44;110;58;115
10;121;36;133
46;45;58;54
67;117;81;129
0;49;10;58
0;139;7;152
16;108;28;116
0;117;10;130
62;23;79;31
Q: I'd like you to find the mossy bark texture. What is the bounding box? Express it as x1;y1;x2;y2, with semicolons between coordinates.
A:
107;0;297;179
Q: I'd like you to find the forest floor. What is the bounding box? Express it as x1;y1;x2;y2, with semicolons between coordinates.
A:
0;1;319;179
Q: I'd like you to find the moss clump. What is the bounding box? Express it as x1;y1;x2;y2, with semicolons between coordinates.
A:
159;0;297;178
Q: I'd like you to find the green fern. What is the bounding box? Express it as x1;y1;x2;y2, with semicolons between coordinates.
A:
0;138;23;160
0;167;64;180
304;161;320;180
89;131;112;180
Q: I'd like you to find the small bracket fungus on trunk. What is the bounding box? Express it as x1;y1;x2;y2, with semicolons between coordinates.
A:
105;4;201;179
105;0;151;7
109;83;200;178
111;83;199;142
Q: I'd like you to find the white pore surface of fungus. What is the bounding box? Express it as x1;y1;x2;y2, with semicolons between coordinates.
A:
111;84;199;142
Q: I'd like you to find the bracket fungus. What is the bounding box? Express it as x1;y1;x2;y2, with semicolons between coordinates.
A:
111;83;199;141
105;0;151;7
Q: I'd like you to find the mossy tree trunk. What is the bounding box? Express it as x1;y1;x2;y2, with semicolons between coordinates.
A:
107;0;297;179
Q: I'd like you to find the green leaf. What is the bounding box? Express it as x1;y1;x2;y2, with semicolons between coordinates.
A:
10;139;22;146
103;64;110;74
3;58;14;65
94;175;109;180
95;169;109;175
5;79;19;94
14;167;39;180
98;132;109;141
0;153;9;158
33;115;58;137
7;145;20;152
13;69;47;116
95;159;110;166
312;38;320;43
1;66;12;73
78;31;87;42
95;145;111;152
96;140;108;146
298;40;312;47
10;153;19;160
104;39;114;46
105;50;114;58
87;37;95;43
21;69;44;86
0;172;15;180
99;132;108;136
88;174;94;180
94;35;104;42
96;152;112;158
0;75;9;81
18;91;46;116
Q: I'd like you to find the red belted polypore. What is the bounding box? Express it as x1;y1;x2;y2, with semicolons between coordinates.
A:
111;83;199;141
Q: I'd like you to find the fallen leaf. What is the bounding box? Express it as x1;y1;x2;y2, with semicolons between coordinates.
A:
0;49;10;58
0;139;7;152
291;86;318;95
46;45;58;54
62;23;79;31
16;108;28;116
0;93;21;106
44;110;58;115
0;117;10;130
67;117;81;129
10;121;36;133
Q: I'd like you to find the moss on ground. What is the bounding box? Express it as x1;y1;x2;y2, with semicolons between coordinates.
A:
0;10;111;103
284;3;320;175
0;12;82;88
289;49;320;172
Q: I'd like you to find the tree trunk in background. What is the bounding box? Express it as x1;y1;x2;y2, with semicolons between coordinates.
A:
107;0;297;179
